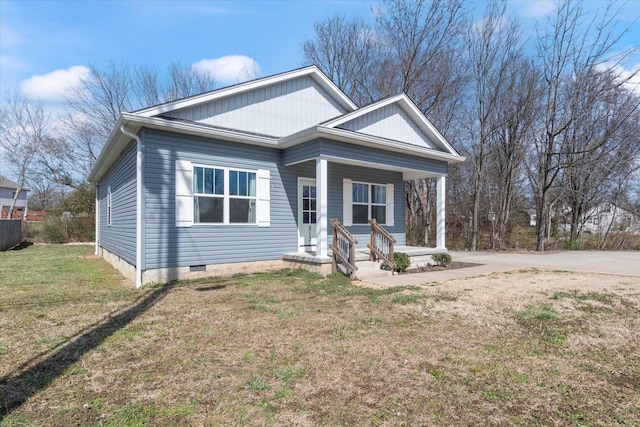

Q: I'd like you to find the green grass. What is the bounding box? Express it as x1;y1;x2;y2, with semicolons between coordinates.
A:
1;244;639;426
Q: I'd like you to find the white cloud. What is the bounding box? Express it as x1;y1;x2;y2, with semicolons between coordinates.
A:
596;58;640;96
472;16;509;33
515;0;555;18
20;65;90;101
611;63;640;96
191;55;261;85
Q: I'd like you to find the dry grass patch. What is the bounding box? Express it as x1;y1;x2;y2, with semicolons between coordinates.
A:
1;245;639;425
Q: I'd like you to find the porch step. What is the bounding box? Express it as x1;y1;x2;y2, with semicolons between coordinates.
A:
355;260;393;280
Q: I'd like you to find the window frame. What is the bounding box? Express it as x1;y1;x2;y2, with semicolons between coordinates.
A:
106;186;112;227
192;164;257;225
351;180;388;225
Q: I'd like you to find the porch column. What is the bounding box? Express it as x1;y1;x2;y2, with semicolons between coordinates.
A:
436;175;446;249
316;158;328;257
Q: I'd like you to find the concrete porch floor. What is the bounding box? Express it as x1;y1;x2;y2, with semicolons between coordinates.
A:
282;246;448;276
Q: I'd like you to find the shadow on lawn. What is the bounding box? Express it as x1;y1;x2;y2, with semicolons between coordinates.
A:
0;282;174;419
9;242;33;251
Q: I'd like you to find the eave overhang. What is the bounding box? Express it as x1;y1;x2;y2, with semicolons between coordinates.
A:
89;114;465;183
279;125;466;164
87;113;278;182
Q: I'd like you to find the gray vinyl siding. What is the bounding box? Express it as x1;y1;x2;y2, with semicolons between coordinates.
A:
338;103;434;149
143;129;299;270
282;160;406;249
330;163;405;248
282;140;321;165
98;142;137;265
143;130;407;269
283;139;448;175
0;188;27;210
165;76;347;137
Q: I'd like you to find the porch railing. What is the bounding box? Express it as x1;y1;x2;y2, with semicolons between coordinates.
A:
330;218;358;278
368;219;396;272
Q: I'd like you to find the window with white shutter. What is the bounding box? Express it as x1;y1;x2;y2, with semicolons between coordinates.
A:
175;160;270;227
343;179;394;226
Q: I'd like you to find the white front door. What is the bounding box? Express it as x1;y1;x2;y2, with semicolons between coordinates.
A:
298;178;317;252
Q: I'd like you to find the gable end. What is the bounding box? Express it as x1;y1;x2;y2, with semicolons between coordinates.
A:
337;103;434;149
164;76;348;137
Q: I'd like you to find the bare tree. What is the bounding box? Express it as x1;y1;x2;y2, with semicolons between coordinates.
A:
27;180;63;212
164;61;217;103
489;57;540;248
528;0;637;251
0;92;49;217
562;69;640;244
376;0;468;120
134;61;217;106
302;1;470;246
464;0;523;250
45;59;219;188
133;64;163;107
302;14;379;106
377;0;469;245
66;59;133;142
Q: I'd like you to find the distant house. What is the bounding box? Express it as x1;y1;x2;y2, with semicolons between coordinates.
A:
88;66;465;287
581;202;640;235
0;176;28;220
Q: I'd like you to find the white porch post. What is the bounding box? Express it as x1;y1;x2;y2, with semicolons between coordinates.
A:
316;158;328;257
436;175;446;249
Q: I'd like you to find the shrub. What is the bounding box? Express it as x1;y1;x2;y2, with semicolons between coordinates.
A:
38;217;95;243
431;253;452;267
393;252;410;272
41;219;68;243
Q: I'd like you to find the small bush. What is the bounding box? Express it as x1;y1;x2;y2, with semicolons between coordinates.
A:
393;252;410;272
564;240;581;250
431;253;452;266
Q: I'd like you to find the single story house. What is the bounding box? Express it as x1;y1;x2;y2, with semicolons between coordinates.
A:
88;66;465;287
0;176;28;220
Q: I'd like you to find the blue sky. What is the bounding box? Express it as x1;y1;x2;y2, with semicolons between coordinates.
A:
1;1;375;100
1;0;639;109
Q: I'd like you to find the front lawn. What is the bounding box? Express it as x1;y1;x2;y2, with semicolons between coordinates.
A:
1;244;638;425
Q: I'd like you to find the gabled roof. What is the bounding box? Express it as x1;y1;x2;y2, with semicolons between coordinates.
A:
322;94;460;157
0;176;27;191
88;66;465;182
135;65;357;118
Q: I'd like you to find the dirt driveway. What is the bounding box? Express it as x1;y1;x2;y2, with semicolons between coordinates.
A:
364;250;640;287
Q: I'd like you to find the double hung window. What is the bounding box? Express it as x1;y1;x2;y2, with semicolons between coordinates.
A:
352;182;387;224
229;170;257;223
193;166;256;224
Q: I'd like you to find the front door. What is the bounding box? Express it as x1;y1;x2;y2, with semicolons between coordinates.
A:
298;178;317;252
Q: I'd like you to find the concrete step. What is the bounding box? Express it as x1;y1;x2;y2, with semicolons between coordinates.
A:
355;260;393;280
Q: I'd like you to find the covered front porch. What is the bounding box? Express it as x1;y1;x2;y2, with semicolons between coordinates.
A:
305;156;449;257
283;145;450;278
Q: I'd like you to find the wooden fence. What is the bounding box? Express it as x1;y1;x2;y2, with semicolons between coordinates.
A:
1;209;46;221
